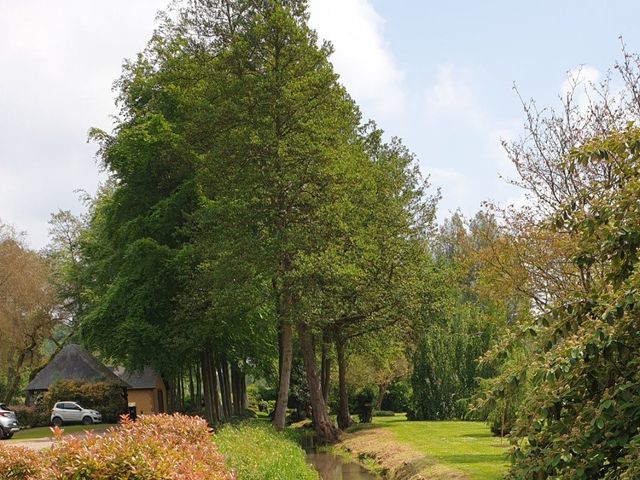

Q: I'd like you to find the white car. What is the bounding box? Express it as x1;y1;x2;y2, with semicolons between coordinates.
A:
0;403;19;439
50;401;102;427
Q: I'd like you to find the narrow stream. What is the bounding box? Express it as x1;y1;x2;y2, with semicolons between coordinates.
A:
305;449;379;480
300;434;378;480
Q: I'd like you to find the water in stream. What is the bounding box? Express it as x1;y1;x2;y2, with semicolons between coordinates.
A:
306;449;379;480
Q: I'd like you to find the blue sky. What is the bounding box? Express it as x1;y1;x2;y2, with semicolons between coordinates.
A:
316;0;640;219
2;0;640;248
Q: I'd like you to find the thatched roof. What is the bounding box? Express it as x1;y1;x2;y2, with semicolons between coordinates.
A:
112;366;159;390
25;344;129;391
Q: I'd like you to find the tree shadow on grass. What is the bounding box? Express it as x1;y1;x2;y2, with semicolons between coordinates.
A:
440;453;508;465
460;432;493;438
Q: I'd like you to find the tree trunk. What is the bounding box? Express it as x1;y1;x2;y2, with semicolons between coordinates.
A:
321;334;331;404
298;322;340;443
201;352;214;425
201;351;221;426
376;382;389;411
216;362;227;420
188;364;195;407
166;377;175;413
4;340;36;403
220;359;233;418
211;356;221;423
241;371;248;410
4;359;24;404
195;360;202;410
178;369;185;411
273;320;293;431
231;362;246;415
336;335;352;430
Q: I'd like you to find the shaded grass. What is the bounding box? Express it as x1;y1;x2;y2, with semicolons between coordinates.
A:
216;421;319;480
359;415;509;480
8;424;109;441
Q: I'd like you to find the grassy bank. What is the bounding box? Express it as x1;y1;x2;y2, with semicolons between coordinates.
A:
342;415;509;480
216;421;318;480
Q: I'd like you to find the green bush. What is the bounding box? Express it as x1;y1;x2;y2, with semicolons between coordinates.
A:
43;380;127;423
381;379;412;413
9;405;49;428
216;421;318;480
246;383;260;411
372;410;395;417
486;401;518;437
352;386;376;424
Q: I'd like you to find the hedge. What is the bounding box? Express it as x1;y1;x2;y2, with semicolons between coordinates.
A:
43;380;127;423
8;405;49;428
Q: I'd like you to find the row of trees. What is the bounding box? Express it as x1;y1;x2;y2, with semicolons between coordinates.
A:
60;0;436;443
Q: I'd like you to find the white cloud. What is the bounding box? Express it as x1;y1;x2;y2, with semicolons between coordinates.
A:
0;0;168;249
425;65;479;123
308;0;406;120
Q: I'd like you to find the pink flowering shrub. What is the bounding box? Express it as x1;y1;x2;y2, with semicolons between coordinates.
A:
0;413;234;480
0;445;42;479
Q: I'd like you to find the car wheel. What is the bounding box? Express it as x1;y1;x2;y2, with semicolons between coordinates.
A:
51;417;63;427
0;428;6;440
82;416;92;425
5;432;13;440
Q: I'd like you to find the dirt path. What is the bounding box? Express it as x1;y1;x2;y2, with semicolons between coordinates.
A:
7;437;54;451
338;428;468;480
5;427;110;451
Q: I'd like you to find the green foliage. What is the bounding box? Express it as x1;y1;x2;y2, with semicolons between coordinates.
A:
43;380;126;423
216;422;318;480
288;359;310;420
372;410;395;417
409;213;514;421
410;298;498;420
381;379;412;413
500;127;640;479
352;385;376;423
246;384;261;411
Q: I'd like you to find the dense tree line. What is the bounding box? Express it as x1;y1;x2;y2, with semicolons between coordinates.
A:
66;0;435;443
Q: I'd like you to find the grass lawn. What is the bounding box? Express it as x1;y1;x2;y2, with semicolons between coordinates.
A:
352;415;509;480
9;423;110;441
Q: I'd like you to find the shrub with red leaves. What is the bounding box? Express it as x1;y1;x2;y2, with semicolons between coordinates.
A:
0;445;42;479
0;413;234;480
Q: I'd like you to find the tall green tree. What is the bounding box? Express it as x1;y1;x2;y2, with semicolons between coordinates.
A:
178;0;373;441
409;212;511;421
79;0;438;444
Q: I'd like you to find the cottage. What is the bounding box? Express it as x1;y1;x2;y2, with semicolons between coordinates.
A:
24;344;129;404
24;344;168;415
112;366;167;415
